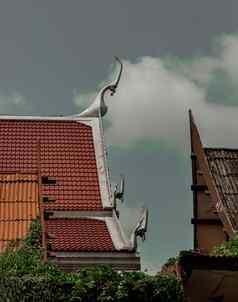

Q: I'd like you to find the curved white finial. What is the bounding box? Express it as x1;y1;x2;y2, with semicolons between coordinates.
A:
130;207;149;250
77;57;123;118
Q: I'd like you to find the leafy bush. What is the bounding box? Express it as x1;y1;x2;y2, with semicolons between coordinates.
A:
0;275;68;302
163;257;178;267
116;272;183;302
210;235;238;256
0;217;63;278
0;218;184;301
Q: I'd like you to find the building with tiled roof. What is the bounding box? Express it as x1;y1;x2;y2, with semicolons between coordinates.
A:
178;112;238;302
0;58;148;271
189;110;238;252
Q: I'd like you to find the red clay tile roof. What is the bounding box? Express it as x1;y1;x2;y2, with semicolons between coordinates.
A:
205;148;238;230
46;218;114;252
0;120;102;211
0;120;118;257
0;173;39;251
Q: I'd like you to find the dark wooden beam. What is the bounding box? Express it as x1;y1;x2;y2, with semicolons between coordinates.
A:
189;110;198;250
42;196;56;203
179;252;238;272
41;176;56;185
191;218;222;225
44;210;54;220
191;184;208;192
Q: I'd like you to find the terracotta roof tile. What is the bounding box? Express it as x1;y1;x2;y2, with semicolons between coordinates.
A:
0;203;38;221
0;120;102;211
0;173;39;251
0;120;116;256
0;175;38;202
46;219;114;252
0;220;31;240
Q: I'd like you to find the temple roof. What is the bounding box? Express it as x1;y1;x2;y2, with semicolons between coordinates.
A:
0;116;141;270
0;60;147;270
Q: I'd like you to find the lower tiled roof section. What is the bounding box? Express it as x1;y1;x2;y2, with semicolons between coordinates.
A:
0;173;39;251
205;148;238;230
46;218;115;252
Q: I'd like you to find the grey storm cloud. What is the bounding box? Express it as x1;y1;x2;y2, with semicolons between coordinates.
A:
74;33;238;150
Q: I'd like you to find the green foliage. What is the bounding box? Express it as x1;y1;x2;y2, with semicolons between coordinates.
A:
116;272;184;302
71;269;184;302
71;266;120;302
0;217;68;281
0;218;184;301
24;217;42;248
0;217;42;275
163;257;178;268
210;235;238;256
0;275;67;302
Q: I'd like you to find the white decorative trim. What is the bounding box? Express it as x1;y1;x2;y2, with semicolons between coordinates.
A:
49;257;140;272
55;252;137;258
0;115;90;121
51;257;140;267
78;118;113;209
106;211;134;251
75;57;123;118
51;211;112;218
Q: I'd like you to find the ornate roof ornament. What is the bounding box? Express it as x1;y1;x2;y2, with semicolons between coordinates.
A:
77;57;123;118
130;208;149;250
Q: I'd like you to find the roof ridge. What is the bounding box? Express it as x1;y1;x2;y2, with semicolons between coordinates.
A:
205;147;238;152
0;115;90;121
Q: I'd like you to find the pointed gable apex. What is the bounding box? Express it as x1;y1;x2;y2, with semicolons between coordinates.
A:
189;110;234;236
189;110;217;201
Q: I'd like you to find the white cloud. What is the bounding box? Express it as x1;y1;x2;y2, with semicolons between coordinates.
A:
220;34;238;85
106;57;206;147
0;91;29;114
174;56;220;86
74;33;238;149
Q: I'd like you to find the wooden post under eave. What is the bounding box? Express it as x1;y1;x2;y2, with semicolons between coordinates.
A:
189;109;198;249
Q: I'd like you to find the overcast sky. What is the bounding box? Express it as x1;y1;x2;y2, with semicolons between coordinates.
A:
1;0;238;273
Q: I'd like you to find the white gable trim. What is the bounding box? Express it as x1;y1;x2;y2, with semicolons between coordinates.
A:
51;210;113;218
54;252;137;258
78;118;113;209
0;115;92;121
105;211;134;251
49;255;140;271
